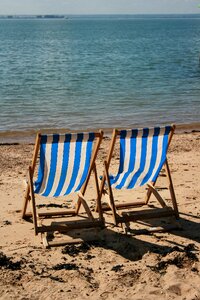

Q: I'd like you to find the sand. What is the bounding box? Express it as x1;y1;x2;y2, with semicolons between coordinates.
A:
0;128;200;300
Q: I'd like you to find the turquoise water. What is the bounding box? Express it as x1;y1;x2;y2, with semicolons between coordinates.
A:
0;15;200;133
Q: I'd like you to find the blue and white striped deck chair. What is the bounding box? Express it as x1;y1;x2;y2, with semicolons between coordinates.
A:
22;130;104;239
100;125;179;226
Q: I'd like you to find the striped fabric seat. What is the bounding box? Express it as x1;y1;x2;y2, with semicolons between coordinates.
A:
99;125;178;227
109;126;171;190
22;130;104;242
34;132;96;197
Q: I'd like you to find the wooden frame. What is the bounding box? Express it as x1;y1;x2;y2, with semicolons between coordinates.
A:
22;130;104;246
98;125;179;231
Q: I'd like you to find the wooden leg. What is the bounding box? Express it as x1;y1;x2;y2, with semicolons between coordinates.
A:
21;183;31;219
22;134;41;219
147;183;167;208
93;164;104;221
74;197;82;215
104;161;118;225
28;166;38;235
78;192;94;221
164;160;179;218
145;180;157;204
95;172;107;212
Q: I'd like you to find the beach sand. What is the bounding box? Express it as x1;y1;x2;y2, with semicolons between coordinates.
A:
0;127;200;300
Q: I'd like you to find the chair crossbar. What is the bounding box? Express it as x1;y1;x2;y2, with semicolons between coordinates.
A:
119;207;175;223
37;219;104;233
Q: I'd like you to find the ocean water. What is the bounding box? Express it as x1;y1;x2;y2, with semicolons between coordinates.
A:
0;15;200;134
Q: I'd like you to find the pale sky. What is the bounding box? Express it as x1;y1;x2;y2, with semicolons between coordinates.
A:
0;0;199;15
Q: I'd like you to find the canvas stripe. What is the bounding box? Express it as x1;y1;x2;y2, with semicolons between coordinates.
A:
112;135;131;188
34;135;47;193
41;134;59;196
46;135;65;197
64;133;84;194
133;133;154;188
111;129;138;188
110;131;128;186
37;135;54;194
146;127;167;183
133;127;160;187
62;132;95;195
66;132;91;142
70;133;90;193
59;137;76;196
140;127;160;186
127;128;149;189
117;130;127;175
75;133;94;192
151;126;171;182
115;130;142;189
53;134;71;196
115;130;127;175
70;141;87;193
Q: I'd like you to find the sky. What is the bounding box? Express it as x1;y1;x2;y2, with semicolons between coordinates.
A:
0;0;199;15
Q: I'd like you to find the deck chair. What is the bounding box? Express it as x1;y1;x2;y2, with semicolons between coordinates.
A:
99;125;179;232
22;130;104;246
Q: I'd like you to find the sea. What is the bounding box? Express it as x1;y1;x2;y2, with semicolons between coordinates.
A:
0;14;200;139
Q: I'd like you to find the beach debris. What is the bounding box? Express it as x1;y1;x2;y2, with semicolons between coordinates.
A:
3;220;12;225
52;263;79;271
0;252;22;270
40;273;64;282
111;264;124;272
62;243;91;256
37;203;69;209
84;254;95;260
49;275;64;282
79;267;98;288
147;243;198;274
117;269;141;285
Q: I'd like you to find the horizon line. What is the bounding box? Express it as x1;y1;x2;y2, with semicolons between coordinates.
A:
0;13;200;16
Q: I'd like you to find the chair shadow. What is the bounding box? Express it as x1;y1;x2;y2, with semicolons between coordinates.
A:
47;226;174;261
46;213;199;262
23;208;200;262
116;211;200;245
168;212;200;244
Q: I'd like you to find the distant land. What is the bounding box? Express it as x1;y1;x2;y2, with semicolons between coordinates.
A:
0;14;200;20
0;15;66;19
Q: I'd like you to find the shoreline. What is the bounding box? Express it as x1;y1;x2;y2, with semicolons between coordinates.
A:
0;121;200;144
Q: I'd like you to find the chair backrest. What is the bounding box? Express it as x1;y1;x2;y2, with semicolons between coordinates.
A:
34;132;99;197
109;126;174;189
